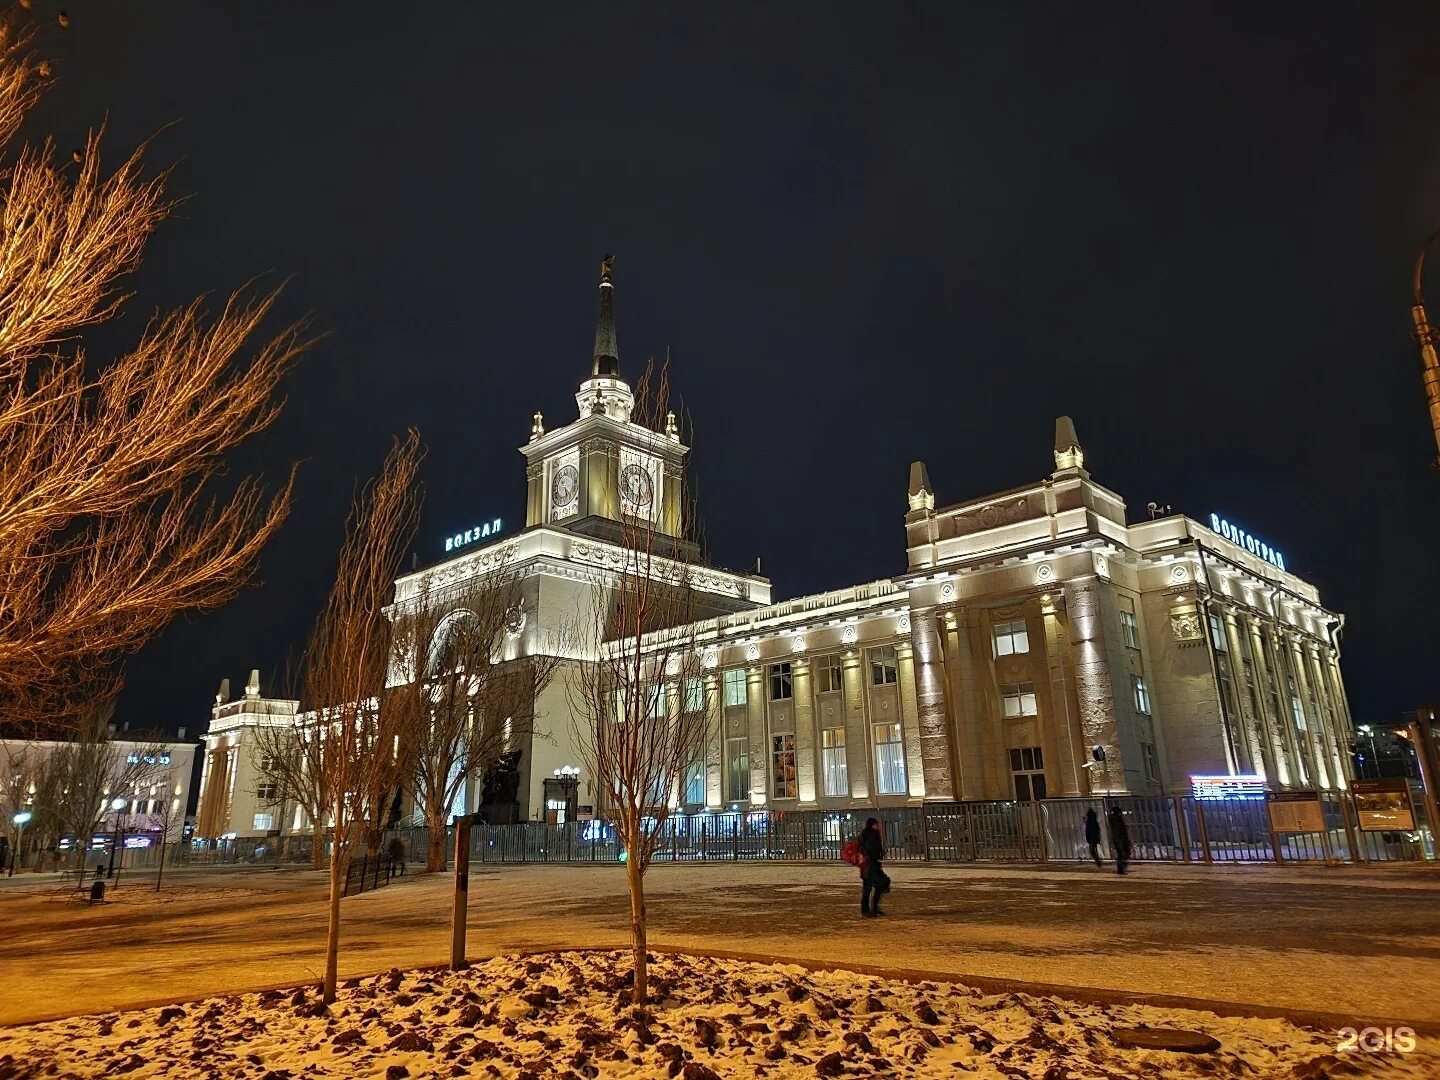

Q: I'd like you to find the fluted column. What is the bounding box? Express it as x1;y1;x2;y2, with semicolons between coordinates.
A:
840;648;872;802
703;671;723;809
746;664;766;805
1062;577;1125;793
792;656;818;806
908;609;953;800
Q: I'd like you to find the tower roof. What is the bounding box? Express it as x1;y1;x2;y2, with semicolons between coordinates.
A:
592;254;619;377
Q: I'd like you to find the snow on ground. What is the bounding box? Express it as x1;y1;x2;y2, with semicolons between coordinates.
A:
0;950;1430;1079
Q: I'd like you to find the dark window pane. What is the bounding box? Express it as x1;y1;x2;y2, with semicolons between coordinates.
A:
1009;748;1022;772
1014;775;1031;801
1032;774;1047;800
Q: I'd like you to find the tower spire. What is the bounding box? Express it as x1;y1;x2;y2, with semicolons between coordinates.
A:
592;254;619;377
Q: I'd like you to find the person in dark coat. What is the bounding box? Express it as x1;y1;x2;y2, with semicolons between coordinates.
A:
1084;809;1103;867
387;836;406;877
859;817;888;916
1106;805;1131;875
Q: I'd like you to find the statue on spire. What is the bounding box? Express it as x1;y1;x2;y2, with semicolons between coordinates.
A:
600;254;614;285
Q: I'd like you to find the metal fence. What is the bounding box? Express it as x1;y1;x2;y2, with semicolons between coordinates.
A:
380;791;1434;870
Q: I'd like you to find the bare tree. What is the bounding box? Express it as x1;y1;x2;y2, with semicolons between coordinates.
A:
569;361;709;1007
251;699;334;870
0;20;305;730
14;702;170;872
306;431;422;1004
388;563;562;872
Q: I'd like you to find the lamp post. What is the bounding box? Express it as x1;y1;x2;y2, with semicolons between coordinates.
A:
1357;725;1378;778
106;796;126;879
9;811;31;876
1409;228;1440;466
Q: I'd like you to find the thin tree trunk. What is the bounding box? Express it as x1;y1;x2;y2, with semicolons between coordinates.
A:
324;831;344;1004
312;822;325;870
427;821;446;873
625;849;648;1006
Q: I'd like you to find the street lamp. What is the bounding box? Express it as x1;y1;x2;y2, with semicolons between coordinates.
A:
9;811;31;877
1409;228;1440;466
106;796;126;879
1358;725;1378;778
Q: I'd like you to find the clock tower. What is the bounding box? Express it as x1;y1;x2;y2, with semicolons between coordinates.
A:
521;257;690;547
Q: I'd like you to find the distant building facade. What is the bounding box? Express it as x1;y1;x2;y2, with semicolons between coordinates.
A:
196;264;1354;839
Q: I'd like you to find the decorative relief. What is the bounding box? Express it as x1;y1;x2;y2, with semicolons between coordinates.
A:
745;643;760;662
1170;563;1189;584
1170;611;1203;641
897;613;911;633
940;581;955;601
1094;555;1109;578
791;635;806;653
702;648;718;669
956;496;1030;534
1035;563;1054;585
841;625;858;645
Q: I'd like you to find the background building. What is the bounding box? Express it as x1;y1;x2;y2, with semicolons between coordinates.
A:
197;267;1356;842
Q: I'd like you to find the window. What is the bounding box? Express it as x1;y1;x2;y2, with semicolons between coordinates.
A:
1000;682;1038;718
723;668;747;708
683;677;705;714
769;662;793;701
1208;613;1228;652
645;683;664;719
1142;742;1160;783
992;619;1029;657
772;734;797;798
258;755;276;774
252;813;275;832
1120;600;1140;650
256;782;277;803
821;728;848;797
1132;675;1151;715
683;760;705;806
816;653;843;694
873;722;906;794
869;644;898;686
1009;746;1046;801
1288;675;1307;732
725;736;749;803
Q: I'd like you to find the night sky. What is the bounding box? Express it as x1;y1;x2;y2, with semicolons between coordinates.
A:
32;3;1440;737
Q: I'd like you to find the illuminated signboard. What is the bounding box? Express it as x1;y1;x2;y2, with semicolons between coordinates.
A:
1191;774;1267;800
444;517;502;553
1209;514;1285;572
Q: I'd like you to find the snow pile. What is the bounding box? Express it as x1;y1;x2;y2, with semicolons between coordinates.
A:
0;950;1430;1079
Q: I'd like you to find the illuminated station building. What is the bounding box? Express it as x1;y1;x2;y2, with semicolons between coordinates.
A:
196;265;1354;837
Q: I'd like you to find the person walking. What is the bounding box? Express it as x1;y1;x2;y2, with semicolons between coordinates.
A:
1084;808;1104;867
387;835;406;878
859;817;889;916
1107;805;1131;875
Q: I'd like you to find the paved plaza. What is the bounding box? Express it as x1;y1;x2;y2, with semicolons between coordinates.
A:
0;860;1436;1032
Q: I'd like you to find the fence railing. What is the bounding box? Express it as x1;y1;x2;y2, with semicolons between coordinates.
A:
378;791;1433;870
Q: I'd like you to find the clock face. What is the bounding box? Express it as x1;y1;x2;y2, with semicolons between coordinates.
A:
619;463;654;508
550;464;579;509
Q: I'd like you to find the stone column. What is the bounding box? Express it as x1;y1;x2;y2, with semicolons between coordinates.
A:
907;608;953;800
945;609;986;800
1258;626;1304;787
703;671;723;809
895;633;926;800
1303;644;1348;789
1220;612;1263;777
841;646;872;802
792;656;818;806
1233;615;1279;785
1062;578;1124;794
1041;597;1086;795
746;664;767;805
